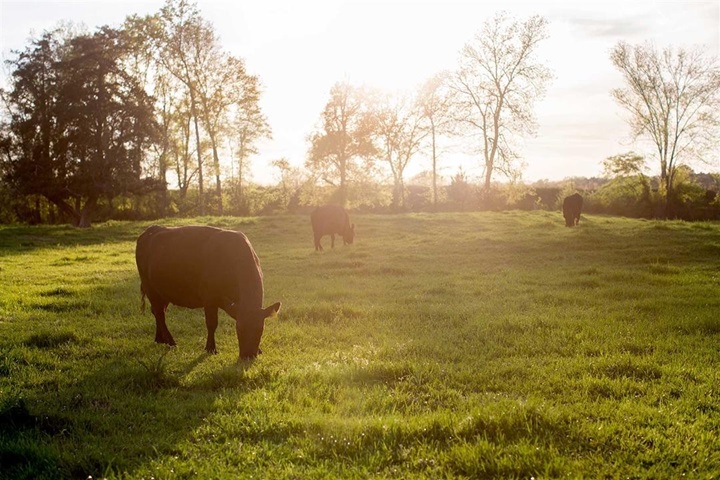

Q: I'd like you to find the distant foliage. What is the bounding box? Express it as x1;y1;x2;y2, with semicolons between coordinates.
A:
588;176;655;218
3;167;720;222
610;42;720;218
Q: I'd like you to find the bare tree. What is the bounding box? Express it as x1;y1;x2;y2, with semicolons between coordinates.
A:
123;13;179;215
450;12;552;194
195;53;257;215
370;90;427;209
154;0;212;215
272;157;309;212
610;41;720;217
418;72;455;210
231;73;271;208
170;93;198;196
306;81;376;206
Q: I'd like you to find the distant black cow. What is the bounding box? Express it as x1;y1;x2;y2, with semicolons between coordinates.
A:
562;193;583;227
311;205;355;251
135;225;281;360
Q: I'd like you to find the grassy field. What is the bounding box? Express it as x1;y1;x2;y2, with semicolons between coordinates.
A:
1;211;719;479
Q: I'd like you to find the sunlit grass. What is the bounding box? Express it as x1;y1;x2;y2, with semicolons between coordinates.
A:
1;212;720;478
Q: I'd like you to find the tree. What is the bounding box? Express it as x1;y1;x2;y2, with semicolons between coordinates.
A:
610;41;720;218
451;12;552;194
306;81;376;206
418;72;454;210
447;168;475;211
230;72;271;209
370;90;427;209
272;157;309;212
123;13;177;216
1;30;66;220
194;48;241;215
154;0;211;215
596;152;653;218
2;27;159;227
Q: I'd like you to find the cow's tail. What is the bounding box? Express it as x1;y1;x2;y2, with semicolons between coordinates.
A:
140;284;146;313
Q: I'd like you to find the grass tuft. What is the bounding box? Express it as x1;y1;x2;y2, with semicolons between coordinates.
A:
24;331;78;349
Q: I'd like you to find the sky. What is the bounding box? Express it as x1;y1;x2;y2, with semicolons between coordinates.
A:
1;0;719;185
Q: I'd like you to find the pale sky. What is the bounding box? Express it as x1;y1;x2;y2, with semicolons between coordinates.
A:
1;0;719;185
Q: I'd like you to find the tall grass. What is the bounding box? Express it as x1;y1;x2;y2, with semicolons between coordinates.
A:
1;212;719;478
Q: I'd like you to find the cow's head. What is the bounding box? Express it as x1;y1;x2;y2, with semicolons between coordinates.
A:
235;302;281;360
564;214;574;227
343;223;355;245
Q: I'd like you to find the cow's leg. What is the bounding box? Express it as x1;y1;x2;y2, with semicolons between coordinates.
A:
151;301;175;346
314;234;323;251
204;306;219;354
331;234;335;248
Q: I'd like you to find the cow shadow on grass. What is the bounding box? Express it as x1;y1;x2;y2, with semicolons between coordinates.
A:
0;272;268;479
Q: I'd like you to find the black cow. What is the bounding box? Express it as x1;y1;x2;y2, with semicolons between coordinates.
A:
562;193;583;227
311;205;355;251
135;225;281;360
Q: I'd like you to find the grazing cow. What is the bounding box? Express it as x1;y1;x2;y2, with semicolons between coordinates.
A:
311;205;355;251
562;193;583;227
135;225;281;360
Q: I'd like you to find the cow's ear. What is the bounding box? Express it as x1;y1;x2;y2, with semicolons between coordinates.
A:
263;302;281;318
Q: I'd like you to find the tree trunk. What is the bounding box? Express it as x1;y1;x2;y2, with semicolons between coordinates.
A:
189;87;204;216
655;172;670;219
237;158;244;213
391;174;405;210
159;153;168;218
339;167;348;207
49;203;56;224
48;197;84;227
77;200;96;228
431;124;437;211
32;196;42;224
665;174;674;219
211;140;223;215
392;178;402;210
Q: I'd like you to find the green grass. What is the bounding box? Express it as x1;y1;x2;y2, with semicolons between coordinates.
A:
1;211;720;479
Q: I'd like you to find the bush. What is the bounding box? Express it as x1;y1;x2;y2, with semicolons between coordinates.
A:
588;176;654;218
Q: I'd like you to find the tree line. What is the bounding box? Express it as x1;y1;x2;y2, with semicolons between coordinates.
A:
1;0;719;226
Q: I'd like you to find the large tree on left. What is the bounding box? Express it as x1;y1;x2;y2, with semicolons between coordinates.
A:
1;27;158;227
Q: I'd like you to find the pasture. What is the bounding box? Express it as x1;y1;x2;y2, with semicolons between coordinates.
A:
1;211;719;479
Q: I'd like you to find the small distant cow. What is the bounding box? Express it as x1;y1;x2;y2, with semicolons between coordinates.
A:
311;205;355;251
135;225;281;360
562;193;583;227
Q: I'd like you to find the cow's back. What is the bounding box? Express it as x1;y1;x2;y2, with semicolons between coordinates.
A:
311;205;349;235
136;226;263;310
562;193;583;226
563;193;583;211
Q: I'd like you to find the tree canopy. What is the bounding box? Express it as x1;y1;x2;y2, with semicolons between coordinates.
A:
611;41;720;217
450;12;552;193
2;27;159;227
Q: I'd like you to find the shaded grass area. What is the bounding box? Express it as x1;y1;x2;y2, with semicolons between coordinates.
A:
1;212;720;478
